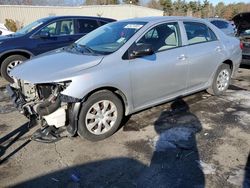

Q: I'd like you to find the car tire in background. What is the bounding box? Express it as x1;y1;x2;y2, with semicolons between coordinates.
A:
0;55;28;83
207;64;231;95
78;90;124;141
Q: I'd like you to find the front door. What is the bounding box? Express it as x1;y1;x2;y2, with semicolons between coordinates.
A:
129;22;188;109
32;19;79;55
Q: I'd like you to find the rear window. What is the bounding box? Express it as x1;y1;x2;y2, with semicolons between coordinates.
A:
211;20;229;29
184;22;217;45
76;19;99;34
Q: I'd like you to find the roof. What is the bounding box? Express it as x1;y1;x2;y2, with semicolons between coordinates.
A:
119;16;203;23
206;18;229;22
41;15;116;22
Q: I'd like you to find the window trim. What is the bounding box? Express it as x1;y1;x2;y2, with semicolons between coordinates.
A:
183;21;219;46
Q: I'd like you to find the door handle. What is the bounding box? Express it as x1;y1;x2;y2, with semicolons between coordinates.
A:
177;54;187;61
215;46;222;52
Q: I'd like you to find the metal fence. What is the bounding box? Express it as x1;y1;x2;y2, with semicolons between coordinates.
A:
0;4;163;26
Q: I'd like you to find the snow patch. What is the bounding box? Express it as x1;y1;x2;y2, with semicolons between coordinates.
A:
196;160;216;175
153;127;197;151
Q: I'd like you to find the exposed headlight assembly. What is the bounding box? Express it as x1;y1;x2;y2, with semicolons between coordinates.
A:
55;81;81;103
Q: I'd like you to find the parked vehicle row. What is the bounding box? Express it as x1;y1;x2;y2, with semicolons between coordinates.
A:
7;16;242;142
0;16;116;82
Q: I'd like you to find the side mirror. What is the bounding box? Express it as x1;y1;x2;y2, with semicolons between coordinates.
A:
130;43;154;59
35;31;50;39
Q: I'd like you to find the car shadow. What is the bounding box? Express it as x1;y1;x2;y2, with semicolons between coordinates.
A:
142;98;205;187
243;152;250;188
12;98;205;187
0;121;34;164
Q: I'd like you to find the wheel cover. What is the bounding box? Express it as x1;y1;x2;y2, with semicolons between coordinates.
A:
85;100;118;135
216;69;230;91
7;60;23;76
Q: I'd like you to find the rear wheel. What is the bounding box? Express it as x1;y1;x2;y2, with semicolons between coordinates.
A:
78;90;124;141
0;55;28;83
207;64;231;95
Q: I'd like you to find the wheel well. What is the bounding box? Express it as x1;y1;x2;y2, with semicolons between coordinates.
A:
83;87;129;115
0;51;31;67
222;60;233;70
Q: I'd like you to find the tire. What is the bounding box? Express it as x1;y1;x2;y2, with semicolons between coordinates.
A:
207;64;231;96
78;90;124;141
0;55;28;83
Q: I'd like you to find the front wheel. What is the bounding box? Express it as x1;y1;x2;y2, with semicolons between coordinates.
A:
207;64;231;95
0;55;28;83
78;90;124;141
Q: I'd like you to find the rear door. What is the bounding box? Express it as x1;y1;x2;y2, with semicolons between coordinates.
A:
183;21;224;91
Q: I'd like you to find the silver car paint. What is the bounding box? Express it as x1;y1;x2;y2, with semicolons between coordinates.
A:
10;16;242;116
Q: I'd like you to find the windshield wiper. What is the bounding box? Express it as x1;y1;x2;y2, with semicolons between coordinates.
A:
78;44;96;55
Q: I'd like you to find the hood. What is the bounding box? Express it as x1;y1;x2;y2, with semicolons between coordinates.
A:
0;33;20;41
10;49;104;83
233;12;250;33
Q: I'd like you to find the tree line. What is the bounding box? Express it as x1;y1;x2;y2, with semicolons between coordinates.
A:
147;0;250;20
1;0;250;20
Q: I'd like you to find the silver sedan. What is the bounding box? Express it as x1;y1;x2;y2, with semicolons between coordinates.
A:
8;16;242;142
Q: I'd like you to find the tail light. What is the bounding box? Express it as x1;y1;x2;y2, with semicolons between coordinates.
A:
240;41;244;50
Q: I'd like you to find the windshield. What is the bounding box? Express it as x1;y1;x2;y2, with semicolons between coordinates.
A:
75;21;147;55
15;20;45;35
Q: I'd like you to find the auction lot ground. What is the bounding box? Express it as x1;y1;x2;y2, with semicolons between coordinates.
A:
0;67;250;188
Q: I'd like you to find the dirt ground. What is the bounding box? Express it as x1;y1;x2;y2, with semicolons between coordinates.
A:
0;67;250;188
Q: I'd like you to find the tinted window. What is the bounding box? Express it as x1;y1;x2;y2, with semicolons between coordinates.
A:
184;22;217;45
38;19;74;36
211;20;229;29
137;22;181;52
76;19;99;34
99;21;108;26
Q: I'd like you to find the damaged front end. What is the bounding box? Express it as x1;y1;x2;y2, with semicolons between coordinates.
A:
7;79;81;137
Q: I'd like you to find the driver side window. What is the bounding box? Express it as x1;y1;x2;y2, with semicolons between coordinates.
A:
137;22;181;52
39;22;57;36
38;19;75;36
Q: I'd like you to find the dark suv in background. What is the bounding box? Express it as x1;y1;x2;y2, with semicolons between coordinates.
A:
233;12;250;65
0;16;115;82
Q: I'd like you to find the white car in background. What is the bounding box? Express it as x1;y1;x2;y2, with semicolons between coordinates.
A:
0;23;13;35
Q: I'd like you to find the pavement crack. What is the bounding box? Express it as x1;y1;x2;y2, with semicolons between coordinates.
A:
54;142;68;167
